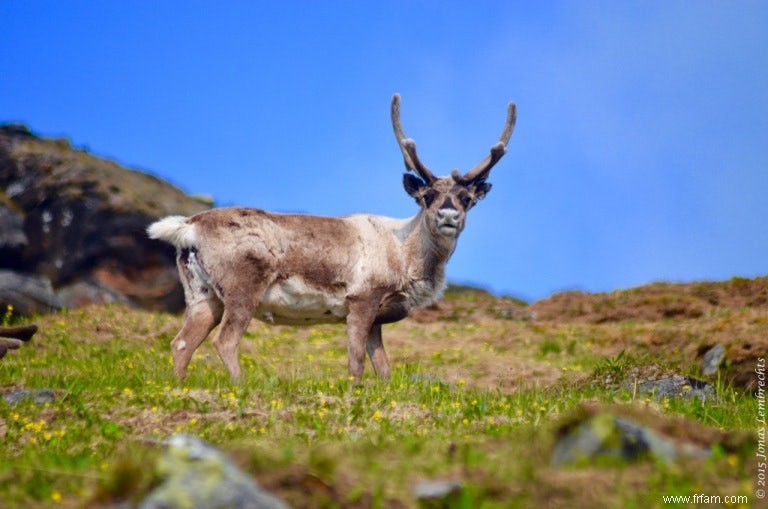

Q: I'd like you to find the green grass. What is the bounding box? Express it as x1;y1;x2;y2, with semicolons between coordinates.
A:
0;303;759;508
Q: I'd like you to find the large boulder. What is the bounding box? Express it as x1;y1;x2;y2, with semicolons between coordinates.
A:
0;124;211;313
139;434;290;509
551;404;754;467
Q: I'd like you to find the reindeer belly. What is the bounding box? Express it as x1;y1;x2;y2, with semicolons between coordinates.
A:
256;276;348;325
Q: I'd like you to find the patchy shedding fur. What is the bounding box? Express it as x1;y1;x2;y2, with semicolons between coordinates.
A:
147;94;516;381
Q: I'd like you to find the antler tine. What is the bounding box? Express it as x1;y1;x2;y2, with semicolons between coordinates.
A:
459;101;517;184
498;101;517;146
391;94;437;183
402;139;436;184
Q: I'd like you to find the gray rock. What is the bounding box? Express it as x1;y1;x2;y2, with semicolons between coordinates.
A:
57;278;132;308
633;375;717;403
409;374;454;387
3;389;56;405
551;412;709;466
0;270;62;315
701;344;726;376
139;434;289;509
497;308;537;321
413;480;463;508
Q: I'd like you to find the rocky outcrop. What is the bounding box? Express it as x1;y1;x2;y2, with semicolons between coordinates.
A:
0;124;211;314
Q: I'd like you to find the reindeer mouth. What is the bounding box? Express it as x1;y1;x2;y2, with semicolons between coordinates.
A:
438;223;459;236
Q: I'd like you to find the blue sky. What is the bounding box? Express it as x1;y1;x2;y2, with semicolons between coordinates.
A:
2;2;767;301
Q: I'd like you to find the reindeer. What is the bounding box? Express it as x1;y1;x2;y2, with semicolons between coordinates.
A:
147;94;516;381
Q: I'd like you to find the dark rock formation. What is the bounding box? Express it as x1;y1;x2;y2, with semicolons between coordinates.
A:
0;123;211;314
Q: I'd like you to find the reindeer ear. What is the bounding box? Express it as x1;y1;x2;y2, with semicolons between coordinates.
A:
403;173;425;200
471;181;492;201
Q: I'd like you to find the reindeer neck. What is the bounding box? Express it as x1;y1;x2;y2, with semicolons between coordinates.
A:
399;211;457;282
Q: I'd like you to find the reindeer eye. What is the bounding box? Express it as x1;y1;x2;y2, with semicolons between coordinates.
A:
422;189;438;207
459;193;473;209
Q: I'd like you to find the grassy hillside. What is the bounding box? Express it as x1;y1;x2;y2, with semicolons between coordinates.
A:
0;278;763;508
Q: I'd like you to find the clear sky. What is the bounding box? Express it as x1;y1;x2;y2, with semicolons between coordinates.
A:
2;1;767;301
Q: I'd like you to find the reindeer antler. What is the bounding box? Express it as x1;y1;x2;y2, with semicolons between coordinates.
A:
391;94;437;184
455;101;517;185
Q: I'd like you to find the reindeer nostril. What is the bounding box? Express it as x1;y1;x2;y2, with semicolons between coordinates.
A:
438;208;460;221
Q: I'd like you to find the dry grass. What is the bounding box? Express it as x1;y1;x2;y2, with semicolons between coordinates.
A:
0;277;764;507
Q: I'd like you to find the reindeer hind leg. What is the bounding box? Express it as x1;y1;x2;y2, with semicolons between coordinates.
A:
171;247;224;379
171;299;223;379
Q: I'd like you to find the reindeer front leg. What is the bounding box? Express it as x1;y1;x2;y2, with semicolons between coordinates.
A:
366;324;391;379
346;299;380;381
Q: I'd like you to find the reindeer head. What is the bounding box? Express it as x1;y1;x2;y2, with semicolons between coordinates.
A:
391;94;516;239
